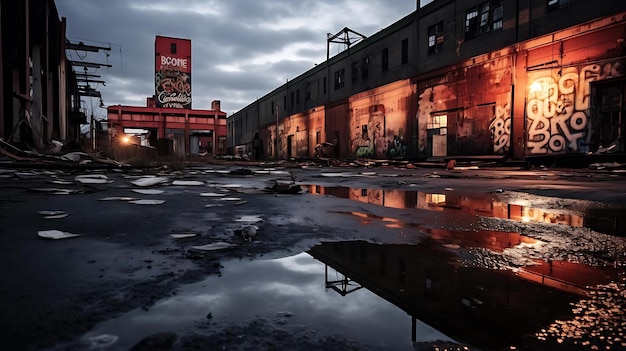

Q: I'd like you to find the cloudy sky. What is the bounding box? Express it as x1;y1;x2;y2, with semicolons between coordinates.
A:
55;0;419;118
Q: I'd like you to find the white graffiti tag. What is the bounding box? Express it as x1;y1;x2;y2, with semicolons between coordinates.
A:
526;62;622;154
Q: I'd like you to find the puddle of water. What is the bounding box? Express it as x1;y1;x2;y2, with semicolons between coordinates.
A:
308;185;626;236
73;253;458;350
309;240;624;351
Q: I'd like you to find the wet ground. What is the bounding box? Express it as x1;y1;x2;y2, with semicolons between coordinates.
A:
1;162;625;351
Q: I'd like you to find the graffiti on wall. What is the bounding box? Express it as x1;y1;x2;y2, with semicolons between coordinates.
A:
526;61;623;155
155;70;192;109
489;101;511;154
351;105;385;158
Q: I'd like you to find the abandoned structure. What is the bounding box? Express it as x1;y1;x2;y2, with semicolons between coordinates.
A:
228;0;626;162
0;0;101;151
107;36;227;157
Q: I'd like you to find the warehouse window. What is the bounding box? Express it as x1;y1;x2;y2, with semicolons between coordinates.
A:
334;68;345;90
465;1;502;40
428;22;444;54
401;38;409;64
170;43;177;54
352;61;359;83
362;57;369;79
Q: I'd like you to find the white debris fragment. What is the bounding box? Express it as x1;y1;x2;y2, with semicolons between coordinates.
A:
130;177;168;187
217;197;242;201
38;210;66;216
172;180;205;186
236;215;263;223
37;230;81;240
75;174;111;184
31;187;80;195
129;199;166;205
189;241;236;252
200;192;228;197
44;213;69;219
170;233;198;239
131;189;164;195
205;204;224;208
98;197;137;201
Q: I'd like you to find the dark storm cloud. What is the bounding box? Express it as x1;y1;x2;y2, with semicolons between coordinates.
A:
54;0;416;115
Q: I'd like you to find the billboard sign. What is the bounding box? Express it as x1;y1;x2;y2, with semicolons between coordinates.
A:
155;36;192;109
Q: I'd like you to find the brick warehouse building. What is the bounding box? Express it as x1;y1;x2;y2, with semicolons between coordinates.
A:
228;0;626;164
107;36;227;158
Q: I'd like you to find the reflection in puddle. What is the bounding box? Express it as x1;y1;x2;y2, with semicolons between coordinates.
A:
76;253;456;350
308;185;626;236
309;240;624;351
71;239;624;351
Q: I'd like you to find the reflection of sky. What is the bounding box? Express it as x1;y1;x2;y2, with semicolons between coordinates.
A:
81;253;456;350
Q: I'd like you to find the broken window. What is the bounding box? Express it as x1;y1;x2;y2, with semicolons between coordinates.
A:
428;22;444;54
465;1;503;40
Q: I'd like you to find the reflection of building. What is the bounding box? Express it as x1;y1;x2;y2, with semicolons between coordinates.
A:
229;1;626;163
308;185;626;236
107;36;227;158
308;240;620;350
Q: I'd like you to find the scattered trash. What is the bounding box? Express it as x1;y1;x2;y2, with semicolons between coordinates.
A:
37;230;81;240
49;179;74;185
170;233;198;239
491;188;504;193
200;192;228;197
75;174;112;184
131;189;164;195
130;177;168;187
172;180;204;186
38;210;66;216
31;187;81;195
99;196;137;201
44;213;69;219
188;241;236;253
204;204;224;208
235;215;263;223
442;243;461;250
129;199;166;205
217;197;242;201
